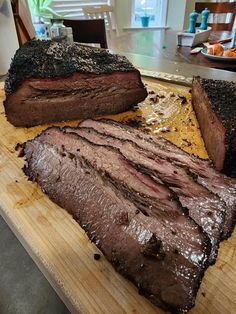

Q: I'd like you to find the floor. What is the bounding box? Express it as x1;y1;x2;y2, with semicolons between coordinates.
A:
0;216;70;314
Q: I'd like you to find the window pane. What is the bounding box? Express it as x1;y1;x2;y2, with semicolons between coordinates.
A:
133;0;164;27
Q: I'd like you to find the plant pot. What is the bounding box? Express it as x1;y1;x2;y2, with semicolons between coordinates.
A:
141;16;150;27
50;19;66;39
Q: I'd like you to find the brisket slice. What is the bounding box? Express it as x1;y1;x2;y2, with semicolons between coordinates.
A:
23;128;210;313
64;125;226;264
80;119;236;239
192;76;236;178
4;40;147;127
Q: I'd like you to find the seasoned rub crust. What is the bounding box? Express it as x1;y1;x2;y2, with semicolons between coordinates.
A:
5;40;136;95
197;77;236;149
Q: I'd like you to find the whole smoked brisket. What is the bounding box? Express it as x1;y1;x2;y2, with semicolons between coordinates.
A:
4;40;147;127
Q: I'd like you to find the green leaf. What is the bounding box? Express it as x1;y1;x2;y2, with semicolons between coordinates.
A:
42;0;52;8
41;6;62;18
28;0;70;19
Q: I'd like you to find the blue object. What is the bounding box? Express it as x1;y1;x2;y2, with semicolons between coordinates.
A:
33;23;50;39
200;8;210;30
187;11;198;33
141;16;150;27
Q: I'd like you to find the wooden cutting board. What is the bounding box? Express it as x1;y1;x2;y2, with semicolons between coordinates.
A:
0;79;236;314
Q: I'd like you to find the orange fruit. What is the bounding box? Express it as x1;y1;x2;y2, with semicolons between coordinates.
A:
207;46;214;55
224;47;236;57
207;44;224;56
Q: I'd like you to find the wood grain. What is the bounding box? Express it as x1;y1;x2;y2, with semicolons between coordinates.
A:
108;30;236;72
0;80;235;314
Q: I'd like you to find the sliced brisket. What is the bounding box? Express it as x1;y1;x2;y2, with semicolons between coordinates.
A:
4;40;147;127
192;76;236;177
23;129;210;313
79;119;236;239
64;125;225;263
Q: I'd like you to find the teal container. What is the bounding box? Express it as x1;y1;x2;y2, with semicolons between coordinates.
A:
141;16;150;27
187;11;198;33
199;8;210;30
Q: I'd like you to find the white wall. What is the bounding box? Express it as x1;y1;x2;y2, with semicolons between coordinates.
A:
0;0;19;75
183;0;208;30
114;0;132;33
166;0;187;30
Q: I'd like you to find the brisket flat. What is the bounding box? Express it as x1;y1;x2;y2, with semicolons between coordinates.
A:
64;125;226;264
4;40;147;127
80;119;236;240
192;76;236;178
23;128;210;313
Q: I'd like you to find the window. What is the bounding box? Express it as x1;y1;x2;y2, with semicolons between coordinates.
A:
131;0;167;27
50;0;111;19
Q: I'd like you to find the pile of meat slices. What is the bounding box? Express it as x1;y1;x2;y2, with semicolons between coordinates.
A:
22;119;236;313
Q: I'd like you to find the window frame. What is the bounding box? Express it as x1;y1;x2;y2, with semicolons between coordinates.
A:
131;0;168;28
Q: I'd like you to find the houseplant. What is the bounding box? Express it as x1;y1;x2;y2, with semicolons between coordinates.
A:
29;0;62;22
28;0;65;38
140;0;150;27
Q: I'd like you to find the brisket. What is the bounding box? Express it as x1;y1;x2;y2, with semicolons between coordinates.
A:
4;40;147;127
192;76;236;177
23;129;210;313
64;125;226;264
80;119;236;239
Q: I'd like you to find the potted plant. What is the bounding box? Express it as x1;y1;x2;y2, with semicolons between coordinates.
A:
28;0;64;38
29;0;63;21
140;0;150;27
